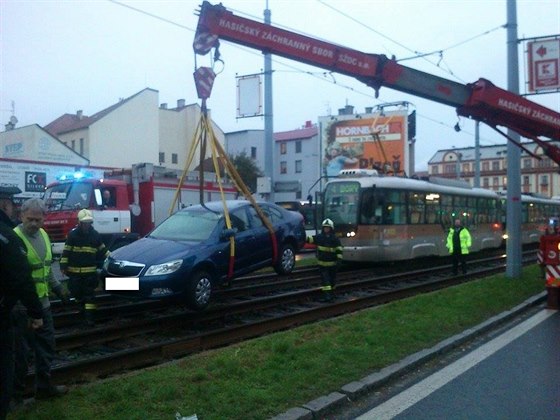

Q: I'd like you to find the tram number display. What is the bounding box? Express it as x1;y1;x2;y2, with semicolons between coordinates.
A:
330;182;360;194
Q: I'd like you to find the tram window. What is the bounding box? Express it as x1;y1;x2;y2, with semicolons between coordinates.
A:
408;192;425;224
425;193;440;224
440;194;453;227
384;190;406;225
360;189;381;225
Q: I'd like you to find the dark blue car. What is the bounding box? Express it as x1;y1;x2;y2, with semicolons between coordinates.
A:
103;200;306;310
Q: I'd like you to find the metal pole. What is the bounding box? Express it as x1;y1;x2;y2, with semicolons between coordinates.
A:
474;121;480;188
506;0;522;278
264;1;274;201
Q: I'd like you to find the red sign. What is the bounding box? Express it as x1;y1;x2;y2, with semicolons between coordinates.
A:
528;39;560;92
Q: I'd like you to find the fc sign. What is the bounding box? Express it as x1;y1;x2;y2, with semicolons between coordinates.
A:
25;171;47;192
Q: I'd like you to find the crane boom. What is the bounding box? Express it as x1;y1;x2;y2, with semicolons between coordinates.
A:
193;1;560;158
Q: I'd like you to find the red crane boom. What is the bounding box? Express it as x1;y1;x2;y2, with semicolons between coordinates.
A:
193;1;560;161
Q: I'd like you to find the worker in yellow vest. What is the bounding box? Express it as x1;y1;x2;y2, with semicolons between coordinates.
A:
12;198;68;403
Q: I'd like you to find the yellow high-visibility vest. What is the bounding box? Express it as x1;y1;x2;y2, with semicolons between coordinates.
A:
14;227;52;298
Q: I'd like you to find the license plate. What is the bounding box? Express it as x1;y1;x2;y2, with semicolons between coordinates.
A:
105;277;139;291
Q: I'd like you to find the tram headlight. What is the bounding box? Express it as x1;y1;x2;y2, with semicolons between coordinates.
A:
346;231;356;237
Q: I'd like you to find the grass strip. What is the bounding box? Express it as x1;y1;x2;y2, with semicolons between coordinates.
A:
11;265;545;420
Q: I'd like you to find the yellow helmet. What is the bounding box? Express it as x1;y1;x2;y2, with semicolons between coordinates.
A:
77;209;93;222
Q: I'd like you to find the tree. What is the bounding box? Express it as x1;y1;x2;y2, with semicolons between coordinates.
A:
229;152;263;193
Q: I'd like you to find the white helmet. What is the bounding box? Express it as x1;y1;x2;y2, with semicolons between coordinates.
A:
322;218;334;229
77;208;93;222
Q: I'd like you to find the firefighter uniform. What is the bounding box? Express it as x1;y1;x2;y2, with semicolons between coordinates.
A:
60;209;109;326
0;187;43;419
307;218;343;302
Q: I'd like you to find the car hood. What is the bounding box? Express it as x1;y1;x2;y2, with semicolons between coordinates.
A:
110;237;202;264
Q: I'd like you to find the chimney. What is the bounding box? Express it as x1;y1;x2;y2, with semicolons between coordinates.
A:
177;99;186;108
160;103;168;109
77;110;83;120
305;120;312;128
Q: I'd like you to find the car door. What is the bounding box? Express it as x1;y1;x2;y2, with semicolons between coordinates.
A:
247;204;274;265
228;207;255;274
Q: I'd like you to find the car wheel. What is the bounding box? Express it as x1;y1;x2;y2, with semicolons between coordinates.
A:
274;243;295;275
185;270;213;311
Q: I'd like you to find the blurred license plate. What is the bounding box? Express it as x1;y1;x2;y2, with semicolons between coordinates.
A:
105;277;139;291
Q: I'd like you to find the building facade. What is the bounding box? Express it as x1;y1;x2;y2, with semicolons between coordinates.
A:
225;122;321;202
428;142;560;197
44;88;225;170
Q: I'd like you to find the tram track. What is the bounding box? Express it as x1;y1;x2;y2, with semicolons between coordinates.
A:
20;249;537;394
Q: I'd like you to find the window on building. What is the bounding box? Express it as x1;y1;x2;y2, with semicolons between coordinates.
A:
295;160;302;173
483;178;489;188
492;177;499;188
523;176;530;185
159;152;165;163
444;164;455;174
523;158;532;169
280;143;287;155
482;161;489;171
172;153;178;164
296;191;302;199
71;139;76;150
280;161;287;174
462;163;469;172
295;140;302;153
541;175;549;186
79;138;84;155
431;166;439;175
251;147;257;159
492;161;500;171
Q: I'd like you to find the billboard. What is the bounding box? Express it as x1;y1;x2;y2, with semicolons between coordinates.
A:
319;110;409;177
527;38;560;92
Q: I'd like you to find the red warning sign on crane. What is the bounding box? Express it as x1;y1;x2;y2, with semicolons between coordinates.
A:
528;38;560;92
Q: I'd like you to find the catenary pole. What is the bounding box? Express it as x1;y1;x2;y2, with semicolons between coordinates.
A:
506;0;522;277
264;1;274;201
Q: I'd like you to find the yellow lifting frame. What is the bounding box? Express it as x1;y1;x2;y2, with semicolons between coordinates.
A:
168;105;279;277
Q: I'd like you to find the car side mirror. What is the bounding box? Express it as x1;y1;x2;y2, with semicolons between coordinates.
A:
221;228;236;240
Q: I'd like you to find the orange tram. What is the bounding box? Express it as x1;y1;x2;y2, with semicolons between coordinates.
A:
322;170;560;262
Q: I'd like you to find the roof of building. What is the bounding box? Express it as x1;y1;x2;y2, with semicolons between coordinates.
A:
274;124;318;142
44;88;159;136
427;141;558;163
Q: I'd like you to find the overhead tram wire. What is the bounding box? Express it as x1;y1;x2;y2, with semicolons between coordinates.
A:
107;0;504;146
316;0;506;84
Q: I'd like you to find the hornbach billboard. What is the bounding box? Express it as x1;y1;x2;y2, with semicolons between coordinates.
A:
319;110;410;178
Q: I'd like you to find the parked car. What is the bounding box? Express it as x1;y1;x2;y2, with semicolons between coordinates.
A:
102;200;306;310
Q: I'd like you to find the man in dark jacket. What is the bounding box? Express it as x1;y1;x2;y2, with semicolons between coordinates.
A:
60;209;109;326
307;218;343;302
0;187;43;420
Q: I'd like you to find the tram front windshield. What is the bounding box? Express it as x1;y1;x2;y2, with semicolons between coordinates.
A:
323;181;360;226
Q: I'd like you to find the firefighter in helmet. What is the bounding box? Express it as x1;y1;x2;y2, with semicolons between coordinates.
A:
60;209;109;326
307;218;343;302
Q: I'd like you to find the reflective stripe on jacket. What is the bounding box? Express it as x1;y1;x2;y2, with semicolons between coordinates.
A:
308;233;343;267
13;227;52;298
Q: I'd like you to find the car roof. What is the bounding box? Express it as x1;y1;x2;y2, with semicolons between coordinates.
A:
182;200;272;214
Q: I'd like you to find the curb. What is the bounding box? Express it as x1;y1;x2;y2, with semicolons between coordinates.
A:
270;291;547;420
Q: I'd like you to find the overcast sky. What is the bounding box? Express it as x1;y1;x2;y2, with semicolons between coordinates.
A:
1;0;559;171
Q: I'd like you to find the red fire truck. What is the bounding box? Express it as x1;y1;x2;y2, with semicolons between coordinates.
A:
42;162;236;254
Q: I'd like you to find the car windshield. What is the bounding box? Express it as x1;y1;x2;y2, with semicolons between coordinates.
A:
148;207;222;241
